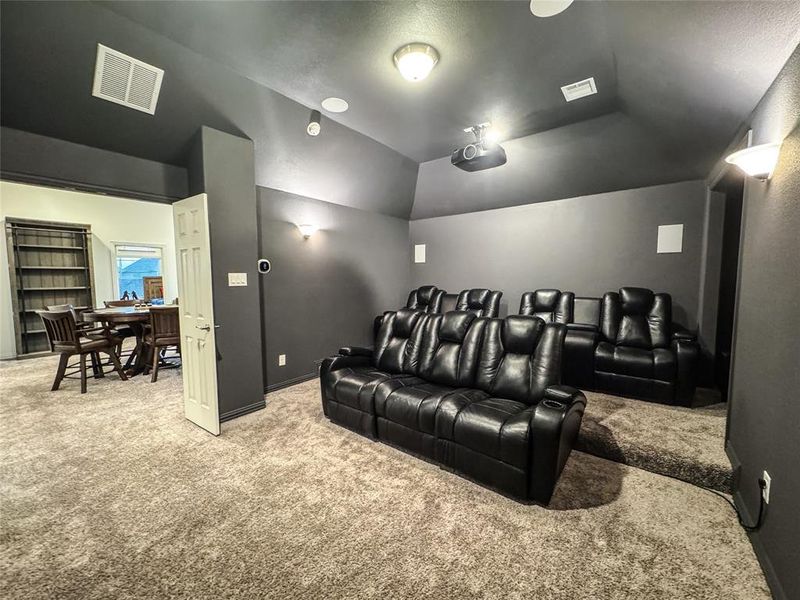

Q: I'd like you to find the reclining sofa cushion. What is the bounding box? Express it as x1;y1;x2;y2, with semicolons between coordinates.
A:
519;289;574;324
455;288;503;318
375;311;487;457
406;285;445;313
321;309;425;436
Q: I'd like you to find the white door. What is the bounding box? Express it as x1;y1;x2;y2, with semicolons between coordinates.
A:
173;193;220;435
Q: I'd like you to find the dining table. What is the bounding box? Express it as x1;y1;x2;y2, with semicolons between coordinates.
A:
83;306;152;375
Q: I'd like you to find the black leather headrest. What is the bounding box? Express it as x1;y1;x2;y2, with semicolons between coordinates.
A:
501;315;544;355
417;285;437;305
534;289;560;311
440;311;476;343
394;309;421;338
620;287;655;314
464;289;489;308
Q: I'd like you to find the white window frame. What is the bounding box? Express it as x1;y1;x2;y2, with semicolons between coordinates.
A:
110;242;166;301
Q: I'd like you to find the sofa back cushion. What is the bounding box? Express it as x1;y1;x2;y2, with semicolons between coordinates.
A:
475;316;566;404
519;289;574;323
601;287;671;349
455;288;503;318
417;311;486;387
374;309;425;374
406;285;444;313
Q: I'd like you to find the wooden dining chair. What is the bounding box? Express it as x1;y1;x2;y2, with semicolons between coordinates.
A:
38;310;128;393
143;306;181;383
104;299;137;308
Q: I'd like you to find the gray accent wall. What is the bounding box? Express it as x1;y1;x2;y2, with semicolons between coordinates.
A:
188;127;265;421
257;187;411;389
0;127;187;202
723;46;800;600
410;180;715;338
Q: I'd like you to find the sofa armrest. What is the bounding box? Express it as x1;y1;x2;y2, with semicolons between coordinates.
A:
529;385;587;504
566;322;598;333
563;328;599;389
671;338;699;406
671;324;696;342
338;346;373;358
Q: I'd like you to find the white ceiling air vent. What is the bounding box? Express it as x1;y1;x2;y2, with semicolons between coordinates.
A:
92;44;164;115
561;77;597;102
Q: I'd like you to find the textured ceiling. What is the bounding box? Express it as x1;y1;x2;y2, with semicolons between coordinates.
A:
101;0;800;166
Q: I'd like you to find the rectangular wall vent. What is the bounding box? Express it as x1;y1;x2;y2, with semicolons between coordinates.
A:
561;77;597;102
92;44;164;115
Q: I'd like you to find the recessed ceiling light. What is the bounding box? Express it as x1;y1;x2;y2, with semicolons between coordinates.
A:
393;43;439;82
530;0;574;17
321;97;349;113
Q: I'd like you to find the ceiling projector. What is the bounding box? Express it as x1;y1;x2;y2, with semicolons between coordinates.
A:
451;122;507;172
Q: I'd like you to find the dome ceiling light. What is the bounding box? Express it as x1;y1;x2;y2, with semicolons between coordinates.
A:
393;43;439;82
321;97;349;113
529;0;574;17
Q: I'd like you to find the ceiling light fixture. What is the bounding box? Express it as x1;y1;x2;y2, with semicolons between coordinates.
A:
307;110;321;136
393;43;439;82
529;0;574;17
297;224;318;239
725;131;781;180
321;97;349;113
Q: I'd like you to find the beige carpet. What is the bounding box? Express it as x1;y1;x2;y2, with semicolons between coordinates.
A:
577;391;731;492
0;354;768;599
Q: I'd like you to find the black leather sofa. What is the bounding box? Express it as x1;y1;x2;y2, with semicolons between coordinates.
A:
455;288;503;317
406;285;445;313
520;287;699;406
320;309;586;504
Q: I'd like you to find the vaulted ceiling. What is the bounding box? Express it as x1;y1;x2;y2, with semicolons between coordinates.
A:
1;1;799;219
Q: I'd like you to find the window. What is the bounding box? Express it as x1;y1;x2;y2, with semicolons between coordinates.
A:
114;244;163;301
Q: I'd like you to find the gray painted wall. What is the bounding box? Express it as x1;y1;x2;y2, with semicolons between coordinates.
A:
410;180;714;338
0;1;418;219
258;187;410;389
723;46;800;600
188;127;265;421
0;127;187;202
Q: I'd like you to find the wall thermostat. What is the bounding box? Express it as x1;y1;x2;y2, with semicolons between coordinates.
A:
258;259;271;274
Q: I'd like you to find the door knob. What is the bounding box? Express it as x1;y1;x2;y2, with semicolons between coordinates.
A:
196;324;211;331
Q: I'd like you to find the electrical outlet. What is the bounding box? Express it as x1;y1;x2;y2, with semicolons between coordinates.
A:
762;471;771;504
278;354;286;367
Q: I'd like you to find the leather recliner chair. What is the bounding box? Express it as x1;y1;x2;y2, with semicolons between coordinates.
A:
519;289;574;323
594;287;698;405
320;310;586;504
406;285;445;313
455;288;503;317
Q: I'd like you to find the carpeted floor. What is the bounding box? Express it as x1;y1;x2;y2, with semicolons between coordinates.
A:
0;354;768;599
577;391;731;492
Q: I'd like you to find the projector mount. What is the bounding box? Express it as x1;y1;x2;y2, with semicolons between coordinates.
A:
463;122;492;147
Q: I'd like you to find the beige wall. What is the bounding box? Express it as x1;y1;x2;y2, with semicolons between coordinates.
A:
0;181;177;358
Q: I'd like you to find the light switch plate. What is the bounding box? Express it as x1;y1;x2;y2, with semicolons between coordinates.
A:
278;354;286;366
657;224;684;254
228;272;248;287
414;244;426;264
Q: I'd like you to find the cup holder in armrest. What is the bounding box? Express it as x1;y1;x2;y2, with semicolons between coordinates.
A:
542;399;566;410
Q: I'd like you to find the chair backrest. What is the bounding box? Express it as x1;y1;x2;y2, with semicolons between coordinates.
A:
373;309;425;374
406;285;445;313
417;311;486;387
475;316;566;405
519;289;574;324
601;287;671;349
149;306;180;340
38;310;79;352
573;297;601;328
455;288;503;318
105;300;136;308
47;303;83;324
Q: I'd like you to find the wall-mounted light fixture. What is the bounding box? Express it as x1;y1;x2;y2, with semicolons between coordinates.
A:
297;224;318;239
307;110;321;136
393;43;439;82
725;130;781;180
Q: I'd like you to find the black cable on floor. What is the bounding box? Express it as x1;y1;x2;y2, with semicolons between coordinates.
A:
656;471;766;532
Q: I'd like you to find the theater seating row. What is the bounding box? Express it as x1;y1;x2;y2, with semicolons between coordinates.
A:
320;309;585;504
399;285;699;406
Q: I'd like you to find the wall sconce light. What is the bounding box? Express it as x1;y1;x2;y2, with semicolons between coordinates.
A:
297;224;318;239
725;131;781;180
307;110;321;136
